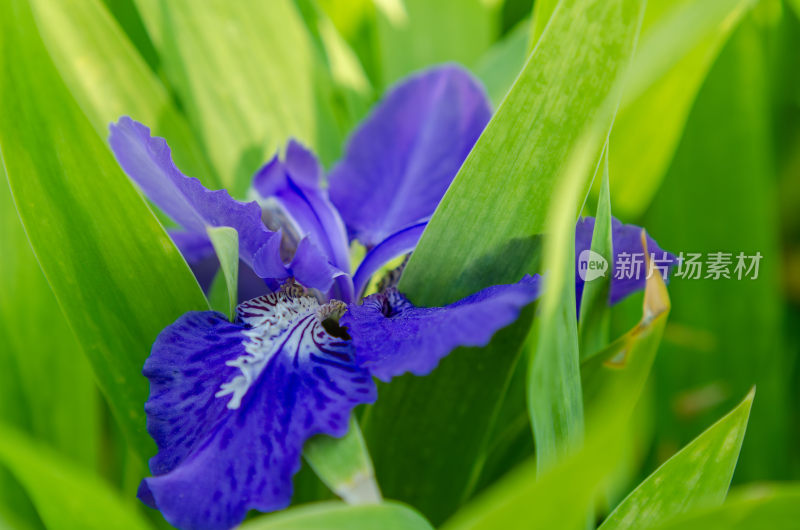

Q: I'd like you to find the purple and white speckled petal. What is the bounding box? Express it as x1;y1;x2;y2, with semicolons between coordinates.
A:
140;285;376;530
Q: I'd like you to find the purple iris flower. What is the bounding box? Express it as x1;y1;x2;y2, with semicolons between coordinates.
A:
109;65;672;530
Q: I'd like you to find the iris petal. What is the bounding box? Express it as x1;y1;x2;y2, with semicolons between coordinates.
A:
575;216;678;310
140;287;376;530
109;118;337;293
251;140;353;300
329;65;491;248
352;222;425;298
341;276;541;382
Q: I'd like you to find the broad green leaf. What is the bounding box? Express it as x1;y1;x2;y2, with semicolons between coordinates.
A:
399;0;644;305
643;17;789;481
791;0;800;20
578;147;613;357
609;0;756;217
0;423;152;530
599;389;755;529
528;0;558;51
363;0;645;522
444;261;669;529
0;0;208;460
443;348;644;530
240;501;433;530
206;226;239;321
304;417;381;504
29;0;220;188
0;162;99;472
360;309;536;524
653;484;800;530
472;19;529;107
133;0;340;194
376;0;499;87
442;436;623;530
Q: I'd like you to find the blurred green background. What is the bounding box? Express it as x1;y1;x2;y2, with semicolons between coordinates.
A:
1;0;799;528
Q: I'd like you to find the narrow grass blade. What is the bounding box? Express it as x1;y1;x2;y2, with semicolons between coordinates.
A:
240;501;433;530
578;147;613;358
653;484;800;530
599;389;755;529
206;226;239;320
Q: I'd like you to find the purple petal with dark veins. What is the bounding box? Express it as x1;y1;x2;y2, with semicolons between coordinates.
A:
140;287;376;530
575;217;678;310
341;276;541;382
328;65;491;247
352;223;425;299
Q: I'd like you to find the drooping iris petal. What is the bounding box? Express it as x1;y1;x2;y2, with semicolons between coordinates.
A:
140;287;376;530
251;141;353;301
109;118;337;293
352;222;425;298
575;216;678;309
341;276;541;382
328;65;491;248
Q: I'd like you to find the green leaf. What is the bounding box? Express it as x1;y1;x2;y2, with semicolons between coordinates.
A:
599;389;755;529
643;16;789;481
399;0;644;305
609;0;756;217
0;0;208;461
0;423;152;530
577;146;613;357
304;416;381;505
580;239;671;419
472;18;529;107
653;484;800;530
376;0;499;87
0;169;99;472
443;364;640;530
239;501;433;530
29;0;220;188
529;0;558;51
444;262;670;530
132;0;340;193
525;233;582;472
206;226;239;321
362;0;646;522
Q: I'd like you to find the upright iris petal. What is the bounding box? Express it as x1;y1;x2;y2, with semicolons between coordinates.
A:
251;140;353;302
329;65;491;248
